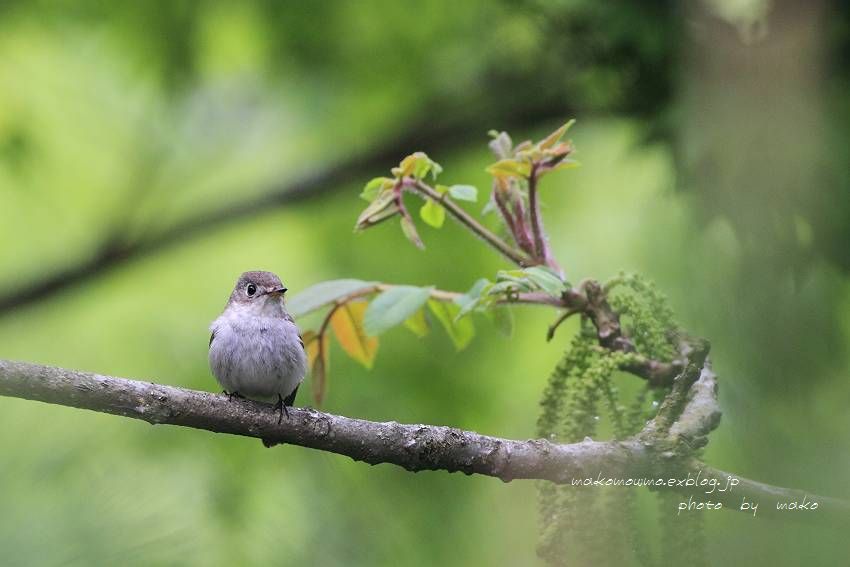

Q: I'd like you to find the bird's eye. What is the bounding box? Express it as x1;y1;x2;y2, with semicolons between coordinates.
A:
246;283;257;296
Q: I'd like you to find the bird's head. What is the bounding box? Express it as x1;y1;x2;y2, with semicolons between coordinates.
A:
227;270;288;316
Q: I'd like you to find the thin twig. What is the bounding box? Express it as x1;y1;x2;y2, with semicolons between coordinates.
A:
528;164;546;261
493;185;521;249
546;308;581;342
409;179;532;267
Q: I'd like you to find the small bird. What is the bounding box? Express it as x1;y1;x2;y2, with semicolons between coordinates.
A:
208;271;307;423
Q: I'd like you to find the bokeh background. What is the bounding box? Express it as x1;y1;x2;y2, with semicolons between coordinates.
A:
1;1;849;565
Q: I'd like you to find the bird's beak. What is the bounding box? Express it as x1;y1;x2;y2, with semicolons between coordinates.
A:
267;286;287;296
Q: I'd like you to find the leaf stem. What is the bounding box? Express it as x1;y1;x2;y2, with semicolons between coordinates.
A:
493;187;520;247
546;308;582;341
407;179;532;267
427;288;564;308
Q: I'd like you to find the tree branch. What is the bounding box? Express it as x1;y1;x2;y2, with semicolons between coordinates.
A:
1;359;846;525
0;359;646;483
667;359;722;450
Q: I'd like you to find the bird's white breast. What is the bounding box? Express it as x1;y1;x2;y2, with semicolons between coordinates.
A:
208;303;307;400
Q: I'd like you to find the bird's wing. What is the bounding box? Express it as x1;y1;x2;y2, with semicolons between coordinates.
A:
283;312;306;351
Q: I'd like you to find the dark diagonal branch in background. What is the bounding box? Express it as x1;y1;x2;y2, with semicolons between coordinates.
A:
0;104;571;316
1;359;847;525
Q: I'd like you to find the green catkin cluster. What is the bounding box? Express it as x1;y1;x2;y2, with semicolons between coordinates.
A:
608;272;677;361
537;323;596;565
537;274;702;566
537;322;596;441
537;324;644;565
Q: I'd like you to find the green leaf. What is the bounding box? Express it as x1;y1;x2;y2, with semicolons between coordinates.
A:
400;215;425;249
419;199;445;228
494;270;535;291
363;203;401;228
498;269;528;279
455;297;481;320
412;156;432;179
288;279;376;318
448;185;477;202
428;299;475;350
330;300;378;369
403;308;430;338
490;306;514;337
538;119;575;150
393;152;442;180
487;280;530;296
394;153;420;177
523;266;567;297
481;194;498;216
486;158;532;179
454;278;490;319
364;286;432;335
360;177;392;202
355;188;398;230
547;159;580;172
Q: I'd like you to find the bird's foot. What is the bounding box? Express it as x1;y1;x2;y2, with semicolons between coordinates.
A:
273;393;290;424
224;390;244;401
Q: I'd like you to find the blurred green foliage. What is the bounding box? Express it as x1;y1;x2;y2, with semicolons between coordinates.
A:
1;1;849;566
